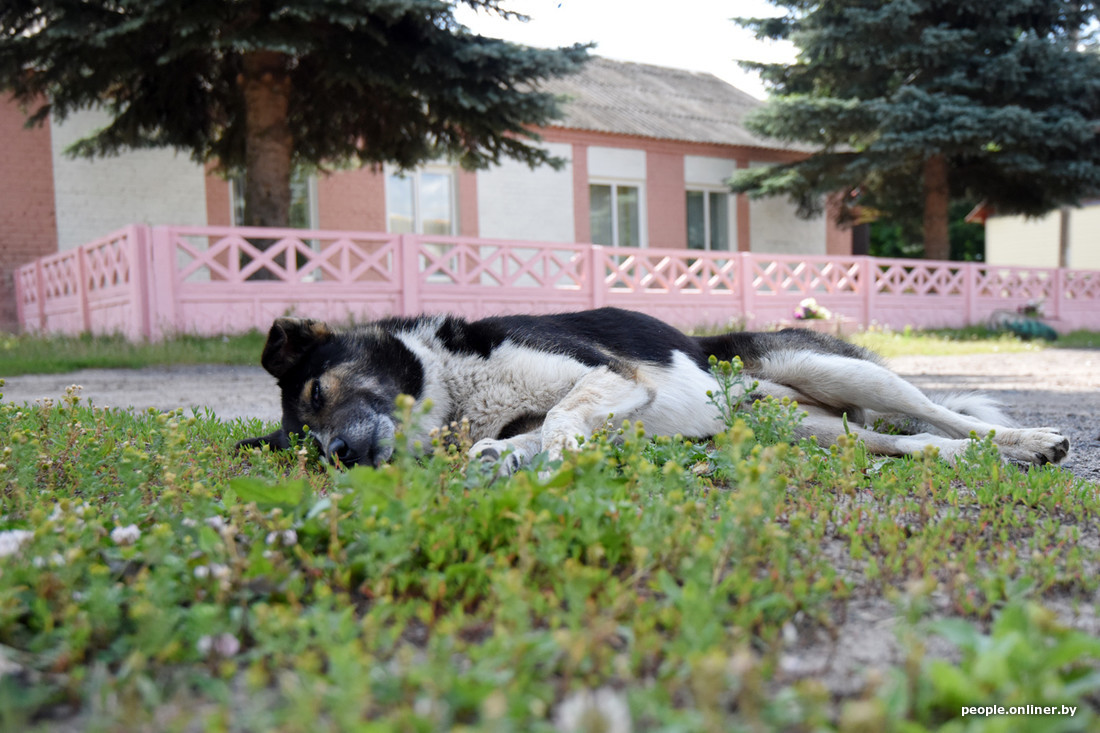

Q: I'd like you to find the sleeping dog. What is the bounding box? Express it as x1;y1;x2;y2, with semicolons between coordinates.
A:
237;307;1069;470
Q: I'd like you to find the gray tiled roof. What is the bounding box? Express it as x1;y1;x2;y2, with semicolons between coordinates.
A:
543;56;793;151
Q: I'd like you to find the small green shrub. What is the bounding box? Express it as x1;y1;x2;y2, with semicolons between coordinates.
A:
0;377;1096;731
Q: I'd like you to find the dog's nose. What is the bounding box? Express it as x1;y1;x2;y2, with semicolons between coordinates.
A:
328;437;351;464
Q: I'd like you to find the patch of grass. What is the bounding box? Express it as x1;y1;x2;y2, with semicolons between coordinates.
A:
853;325;1100;357
0;331;266;376
1;368;1099;731
1055;330;1100;349
851;325;1045;358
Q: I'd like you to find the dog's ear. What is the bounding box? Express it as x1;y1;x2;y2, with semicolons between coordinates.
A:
235;429;290;452
260;317;332;378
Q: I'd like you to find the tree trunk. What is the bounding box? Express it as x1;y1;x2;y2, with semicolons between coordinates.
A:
922;153;951;261
1058;206;1071;268
240;51;293;229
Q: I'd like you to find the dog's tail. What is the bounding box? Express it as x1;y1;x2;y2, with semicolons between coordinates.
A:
868;392;1016;437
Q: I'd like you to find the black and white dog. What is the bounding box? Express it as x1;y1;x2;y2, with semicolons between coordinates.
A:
237;307;1069;471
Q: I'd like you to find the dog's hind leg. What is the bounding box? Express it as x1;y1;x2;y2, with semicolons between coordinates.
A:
796;408;975;462
759;352;1069;465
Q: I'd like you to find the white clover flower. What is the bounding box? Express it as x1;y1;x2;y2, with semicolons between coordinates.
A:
110;524;141;546
204;516;227;531
181;518;198;528
0;529;34;558
209;563;230;580
193;565;210;579
554;688;633;733
197;632;240;658
265;529;299;547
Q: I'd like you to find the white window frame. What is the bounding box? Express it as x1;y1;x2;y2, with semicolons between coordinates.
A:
384;165;459;236
686;187;735;252
589;179;647;248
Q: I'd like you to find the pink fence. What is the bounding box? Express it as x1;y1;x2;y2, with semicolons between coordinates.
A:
15;224;1100;339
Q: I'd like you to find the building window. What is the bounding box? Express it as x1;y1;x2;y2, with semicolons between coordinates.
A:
590;183;642;247
230;169;318;228
386;169;456;235
686;190;732;251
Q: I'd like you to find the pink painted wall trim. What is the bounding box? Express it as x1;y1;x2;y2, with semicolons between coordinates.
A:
457;169;479;237
1;95;59;331
16;225;1100;339
317;166;387;232
646;151;686;249
571;142;590;244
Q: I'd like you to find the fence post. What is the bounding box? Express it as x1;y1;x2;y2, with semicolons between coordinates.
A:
147;226;178;340
130;225;152;340
400;234;421;316
76;246;91;333
965;264;978;326
589;244;606;309
35;260;46;331
861;256;874;327
738;252;754;326
1051;267;1064;322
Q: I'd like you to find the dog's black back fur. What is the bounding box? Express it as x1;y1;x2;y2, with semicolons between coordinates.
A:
238;307;880;459
428;307;879;371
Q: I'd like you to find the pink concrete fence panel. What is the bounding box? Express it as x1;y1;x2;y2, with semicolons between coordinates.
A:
14;224;1100;339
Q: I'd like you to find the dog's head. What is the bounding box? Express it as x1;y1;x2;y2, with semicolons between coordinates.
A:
237;317;424;467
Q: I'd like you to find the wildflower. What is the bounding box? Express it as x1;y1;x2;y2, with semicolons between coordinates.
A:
793;297;832;321
209;563;230;581
0;529;33;558
266;529;299;547
110;524;141;545
32;553;63;568
554;687;633;733
204;516;227;531
194;563;230;583
197;632;240;658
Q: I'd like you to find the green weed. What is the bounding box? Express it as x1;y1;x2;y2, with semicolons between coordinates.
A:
0;376;1097;731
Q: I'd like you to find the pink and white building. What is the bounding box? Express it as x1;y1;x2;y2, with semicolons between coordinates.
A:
0;57;852;331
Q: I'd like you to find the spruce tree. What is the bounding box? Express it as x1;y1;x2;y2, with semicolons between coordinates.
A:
0;1;589;228
732;0;1100;260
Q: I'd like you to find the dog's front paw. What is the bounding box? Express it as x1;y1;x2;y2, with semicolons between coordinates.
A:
998;428;1070;465
469;438;527;476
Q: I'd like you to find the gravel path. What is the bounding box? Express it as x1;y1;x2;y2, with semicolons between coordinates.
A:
3;349;1098;482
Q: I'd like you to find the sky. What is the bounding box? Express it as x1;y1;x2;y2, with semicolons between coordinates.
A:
451;0;796;100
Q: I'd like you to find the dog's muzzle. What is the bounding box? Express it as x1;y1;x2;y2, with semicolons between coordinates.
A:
320;412;395;467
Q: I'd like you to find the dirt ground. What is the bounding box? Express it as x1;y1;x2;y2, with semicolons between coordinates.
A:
3;349;1098;482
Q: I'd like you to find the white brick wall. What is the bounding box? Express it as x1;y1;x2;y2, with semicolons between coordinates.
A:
748;161;826;256
51;109;208;250
588;146;646;180
684;155;736;187
475;142;575;242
